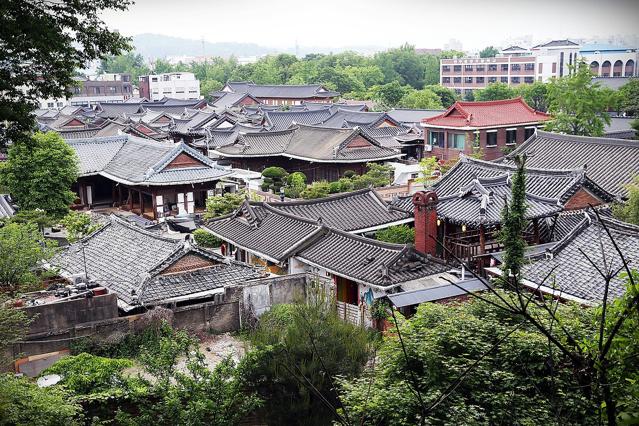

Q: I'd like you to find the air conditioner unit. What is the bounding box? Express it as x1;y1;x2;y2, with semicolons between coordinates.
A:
425;145;433;152
70;273;87;285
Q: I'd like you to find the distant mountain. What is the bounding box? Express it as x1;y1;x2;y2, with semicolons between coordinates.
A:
131;34;385;59
131;34;276;59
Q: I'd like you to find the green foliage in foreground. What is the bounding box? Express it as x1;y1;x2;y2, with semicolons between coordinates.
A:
204;191;246;219
300;163;394;199
60;211;99;242
376;225;416;244
338;295;597;425
193;228;222;248
244;301;376;425
613;175;639;225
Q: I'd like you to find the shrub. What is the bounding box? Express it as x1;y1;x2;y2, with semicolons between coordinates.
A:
375;225;415;244
328;181;341;194
261;167;288;179
338;177;355;192
300;181;331;199
343;170;357;179
193;229;222;247
60;211;99;242
205;191;246;219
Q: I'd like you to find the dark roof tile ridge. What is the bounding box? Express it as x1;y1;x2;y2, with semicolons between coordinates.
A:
468;155;585;176
108;214;180;243
260;203;325;225
546;215;592;255
241;126;298;136
325;225;408;250
535;130;639;146
598;215;639;235
282;225;330;259
267;188;373;206
66;135;129;145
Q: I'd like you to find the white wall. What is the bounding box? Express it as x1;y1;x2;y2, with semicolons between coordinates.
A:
147;72;200;101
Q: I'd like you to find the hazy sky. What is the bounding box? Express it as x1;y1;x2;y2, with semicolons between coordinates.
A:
101;0;639;51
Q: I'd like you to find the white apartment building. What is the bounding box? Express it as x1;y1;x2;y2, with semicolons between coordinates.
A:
138;72;200;102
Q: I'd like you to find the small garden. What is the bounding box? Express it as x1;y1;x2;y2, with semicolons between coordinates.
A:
259;163;394;200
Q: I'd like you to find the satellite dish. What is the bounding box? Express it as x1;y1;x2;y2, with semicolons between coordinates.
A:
37;374;62;388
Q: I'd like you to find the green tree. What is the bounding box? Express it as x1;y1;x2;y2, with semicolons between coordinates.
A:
422;55;441;86
374;44;426;89
632;118;639;139
375;225;415;244
300;181;331;199
499;154;527;284
399;88;443;109
192;229;222;248
0;222;56;295
371;81;410;109
424;85;458;108
0;301;31;364
352;163;393;189
479;46;500;58
244;300;374;425
60;211;99;243
99;51;150;82
613;175;639;224
439;50;466;59
0;0;130;146
618;78;639;117
204;192;246;219
284;172;307;199
261;167;289;193
545;62;612;136
1;132;78;218
200;79;223;101
0;374;82;425
516;81;549;111
474;82;517;101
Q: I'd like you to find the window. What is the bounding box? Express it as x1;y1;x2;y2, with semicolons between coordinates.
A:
336;277;358;305
57;102;64;107
73;87;81;94
465;65;473;71
163;75;170;81
108;86;116;93
454;89;462;95
476;65;485;72
465;77;473;83
453;77;462;83
488;77;497;83
524;63;535;71
486;131;497;147
442;77;451;83
511;64;521;71
524;77;534;84
453;65;462;72
506;129;517;145
151;77;158;82
175;87;185;94
511;77;520;84
476;77;485;83
429;131;445;148
488;64;497;71
524;127;535;139
500;77;508;83
501;64;509;71
448;133;465;150
93;87;101;94
47;102;54;108
189;88;198;93
442;65;450;72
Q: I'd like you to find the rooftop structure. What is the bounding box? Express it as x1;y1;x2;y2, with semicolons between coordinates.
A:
216;81;340;106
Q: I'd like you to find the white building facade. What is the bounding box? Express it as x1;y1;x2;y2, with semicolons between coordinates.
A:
139;72;201;102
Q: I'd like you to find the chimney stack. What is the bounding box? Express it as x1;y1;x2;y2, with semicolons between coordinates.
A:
412;191;439;256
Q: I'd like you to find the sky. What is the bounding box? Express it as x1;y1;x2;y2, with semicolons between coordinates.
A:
101;0;639;52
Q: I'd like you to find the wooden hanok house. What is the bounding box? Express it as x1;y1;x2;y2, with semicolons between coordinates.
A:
393;154;617;269
66;135;232;220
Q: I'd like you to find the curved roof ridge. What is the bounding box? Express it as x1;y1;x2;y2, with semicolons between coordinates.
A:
108;214;180;243
322;226;410;250
260;202;326;225
267;187;375;206
463;154;585;176
534;130;639;146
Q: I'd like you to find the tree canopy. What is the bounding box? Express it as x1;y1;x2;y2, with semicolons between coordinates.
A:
474;82;517;101
1;131;79;218
0;0;131;146
398;88;443;109
479;46;500;58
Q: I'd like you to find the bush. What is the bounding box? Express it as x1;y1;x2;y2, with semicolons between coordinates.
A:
193;229;222;248
261;167;288;179
375;225;416;244
343;170;357;179
328;181;341;194
300;181;331;199
261;167;289;193
60;210;99;242
338;177;355;192
204;191;245;219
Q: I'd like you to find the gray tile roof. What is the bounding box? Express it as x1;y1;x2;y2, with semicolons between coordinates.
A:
592;77;633;91
387;108;445;124
521;215;639;303
265;108;334;131
319;109;400;129
203;201;323;262
264;188;413;232
0;195;16;219
604;117;637;139
296;228;451;289
95;103;145;118
504;130;639;197
214;124;403;163
66;135;231;185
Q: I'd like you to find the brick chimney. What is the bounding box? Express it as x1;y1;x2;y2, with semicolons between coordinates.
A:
412;191;439;256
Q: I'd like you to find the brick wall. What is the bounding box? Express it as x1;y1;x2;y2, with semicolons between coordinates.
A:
161;254;218;275
564;188;604;210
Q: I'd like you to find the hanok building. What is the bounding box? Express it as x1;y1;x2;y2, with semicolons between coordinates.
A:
210;124;403;181
486;213;639;305
503;130;639;198
214;81;340;106
422;98;551;161
202;196;459;326
51;215;264;312
399;154;616;268
66;135;232;219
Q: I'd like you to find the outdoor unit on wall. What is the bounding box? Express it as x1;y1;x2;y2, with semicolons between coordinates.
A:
425;145;433;152
70;273;87;285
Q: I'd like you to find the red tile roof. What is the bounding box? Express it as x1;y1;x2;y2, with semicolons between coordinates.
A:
422;97;551;129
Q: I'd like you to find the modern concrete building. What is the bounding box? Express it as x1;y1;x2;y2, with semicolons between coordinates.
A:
138;72;201;102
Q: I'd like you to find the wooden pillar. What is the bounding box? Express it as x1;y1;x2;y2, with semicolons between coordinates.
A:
479;225;486;255
533;219;540;244
139;190;144;214
128;188;133;211
151;190;157;220
118;185;122;206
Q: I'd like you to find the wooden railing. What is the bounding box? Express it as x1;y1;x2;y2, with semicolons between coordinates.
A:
445;228;536;264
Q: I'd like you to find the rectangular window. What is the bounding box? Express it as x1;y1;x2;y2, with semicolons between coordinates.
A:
442;65;450;72
511;77;520;84
501;77;508;83
501;64;509;71
524;63;535;71
488;77;497;83
511;64;521;71
476;77;485;83
506;129;517;145
453;77;462;83
109;86;116;93
73;87;81;94
448;133;465;150
151;77;158;82
454;89;462;95
488;64;497;71
442;77;451;83
476;65;485;72
486;131;497;147
94;87;101;94
524;77;534;84
336;277;358;305
524;127;535;139
163;75;170;81
453;65;462;72
47;102;54;108
465;77;473;83
429;131;445;148
465;65;473;71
